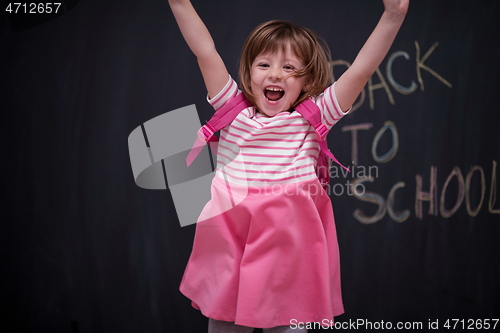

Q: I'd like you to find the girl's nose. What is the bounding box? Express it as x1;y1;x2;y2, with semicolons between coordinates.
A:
268;67;282;80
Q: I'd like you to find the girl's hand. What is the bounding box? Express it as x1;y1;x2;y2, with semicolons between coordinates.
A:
383;0;409;19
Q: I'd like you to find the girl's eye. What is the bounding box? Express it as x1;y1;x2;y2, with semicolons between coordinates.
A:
258;63;269;68
284;65;295;71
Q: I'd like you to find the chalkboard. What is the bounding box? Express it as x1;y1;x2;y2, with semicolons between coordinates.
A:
1;0;499;332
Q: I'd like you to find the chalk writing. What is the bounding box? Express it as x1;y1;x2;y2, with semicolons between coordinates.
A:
371;121;399;163
368;68;395;110
415;166;439;220
465;166;485;217
440;167;465;218
332;40;453;110
351;162;499;223
387;182;410;223
341;123;373;166
489;160;500;214
351;177;386;225
386;51;418;95
415;41;452;91
335;41;498;223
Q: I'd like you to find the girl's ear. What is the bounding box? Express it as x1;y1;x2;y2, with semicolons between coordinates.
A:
302;75;313;93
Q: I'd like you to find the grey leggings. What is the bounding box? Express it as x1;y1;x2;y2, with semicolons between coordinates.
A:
208;318;307;333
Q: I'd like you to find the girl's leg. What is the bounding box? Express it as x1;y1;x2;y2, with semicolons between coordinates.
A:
263;326;307;333
208;318;255;333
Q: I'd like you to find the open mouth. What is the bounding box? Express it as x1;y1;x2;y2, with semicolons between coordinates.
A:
264;86;284;102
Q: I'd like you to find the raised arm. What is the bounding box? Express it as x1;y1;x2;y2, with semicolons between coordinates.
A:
335;0;409;111
168;0;229;98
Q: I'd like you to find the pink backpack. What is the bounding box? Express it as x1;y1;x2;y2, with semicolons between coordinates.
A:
186;93;349;191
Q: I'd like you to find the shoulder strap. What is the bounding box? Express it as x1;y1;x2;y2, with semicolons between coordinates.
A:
296;99;350;172
207;92;252;132
186;93;252;166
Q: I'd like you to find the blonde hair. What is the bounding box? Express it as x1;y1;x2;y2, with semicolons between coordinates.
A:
238;20;333;108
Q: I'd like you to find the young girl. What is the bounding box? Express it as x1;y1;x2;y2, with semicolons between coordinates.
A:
168;0;408;332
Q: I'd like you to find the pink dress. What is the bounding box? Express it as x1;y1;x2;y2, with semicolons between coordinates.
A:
180;77;348;328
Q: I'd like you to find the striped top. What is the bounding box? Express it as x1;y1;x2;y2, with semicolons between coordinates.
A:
208;76;349;186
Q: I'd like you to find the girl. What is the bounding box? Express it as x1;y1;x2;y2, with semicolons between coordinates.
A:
167;0;409;332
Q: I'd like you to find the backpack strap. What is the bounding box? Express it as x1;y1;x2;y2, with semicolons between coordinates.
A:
186;94;349;173
186;93;252;166
295;99;350;172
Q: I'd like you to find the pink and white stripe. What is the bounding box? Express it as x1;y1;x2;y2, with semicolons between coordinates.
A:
207;76;349;186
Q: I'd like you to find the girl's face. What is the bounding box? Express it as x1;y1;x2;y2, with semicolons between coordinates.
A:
250;45;308;117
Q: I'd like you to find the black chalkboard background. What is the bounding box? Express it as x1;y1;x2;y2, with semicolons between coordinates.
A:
1;0;499;332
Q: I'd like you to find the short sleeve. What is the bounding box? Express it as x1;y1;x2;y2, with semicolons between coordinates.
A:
207;75;240;110
313;82;351;130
